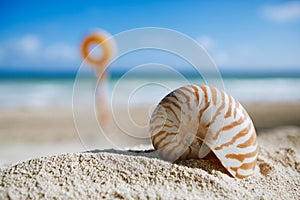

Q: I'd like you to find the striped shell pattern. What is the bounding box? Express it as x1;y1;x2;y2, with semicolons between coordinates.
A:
149;84;258;179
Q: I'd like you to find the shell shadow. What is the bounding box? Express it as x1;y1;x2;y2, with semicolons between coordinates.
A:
84;148;158;159
85;149;231;176
175;151;232;177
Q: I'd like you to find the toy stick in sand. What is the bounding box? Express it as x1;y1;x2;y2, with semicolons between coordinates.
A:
81;30;116;127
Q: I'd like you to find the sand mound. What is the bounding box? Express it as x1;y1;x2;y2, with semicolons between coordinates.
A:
1;127;300;199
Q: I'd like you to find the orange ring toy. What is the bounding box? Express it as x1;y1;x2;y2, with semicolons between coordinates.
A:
81;33;112;69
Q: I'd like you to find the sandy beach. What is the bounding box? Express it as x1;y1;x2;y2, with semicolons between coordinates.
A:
0;103;300;199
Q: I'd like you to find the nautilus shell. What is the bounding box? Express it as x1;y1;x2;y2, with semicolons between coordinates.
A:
149;84;258;179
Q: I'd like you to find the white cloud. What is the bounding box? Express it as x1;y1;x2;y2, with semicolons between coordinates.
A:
213;52;230;66
0;34;79;68
196;35;215;51
261;1;300;23
196;35;230;66
194;33;300;69
18;35;41;55
0;45;4;61
45;43;77;62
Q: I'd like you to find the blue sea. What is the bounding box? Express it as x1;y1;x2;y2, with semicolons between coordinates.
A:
1;75;300;108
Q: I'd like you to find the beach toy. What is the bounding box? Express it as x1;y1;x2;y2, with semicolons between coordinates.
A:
81;31;115;78
149;84;258;179
81;31;116;125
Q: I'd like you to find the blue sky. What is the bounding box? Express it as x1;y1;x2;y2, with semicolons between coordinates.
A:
0;0;300;74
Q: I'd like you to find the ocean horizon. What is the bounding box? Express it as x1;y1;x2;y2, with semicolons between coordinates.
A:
1;66;300;79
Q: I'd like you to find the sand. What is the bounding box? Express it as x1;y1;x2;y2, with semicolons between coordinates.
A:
0;126;300;199
0;104;299;199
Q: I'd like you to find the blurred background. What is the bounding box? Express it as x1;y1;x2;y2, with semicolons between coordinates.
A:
0;0;300;167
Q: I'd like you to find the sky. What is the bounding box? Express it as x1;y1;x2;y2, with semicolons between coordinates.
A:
0;0;300;74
